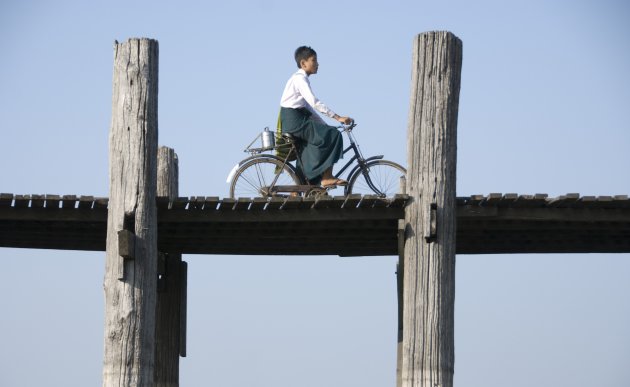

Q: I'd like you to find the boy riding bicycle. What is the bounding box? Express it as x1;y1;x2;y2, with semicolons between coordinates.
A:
279;46;353;188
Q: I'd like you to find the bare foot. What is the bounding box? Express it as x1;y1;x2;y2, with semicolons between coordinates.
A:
321;178;348;187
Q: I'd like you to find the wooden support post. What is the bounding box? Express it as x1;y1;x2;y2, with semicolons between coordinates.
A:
396;219;405;387
103;38;159;387
402;31;462;387
179;261;188;358
155;147;186;386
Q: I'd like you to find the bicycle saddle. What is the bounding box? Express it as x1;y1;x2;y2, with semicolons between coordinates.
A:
281;133;296;142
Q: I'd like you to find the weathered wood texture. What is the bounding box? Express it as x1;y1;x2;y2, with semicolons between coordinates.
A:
402;31;462;387
155;147;184;387
157;147;178;200
103;38;159;387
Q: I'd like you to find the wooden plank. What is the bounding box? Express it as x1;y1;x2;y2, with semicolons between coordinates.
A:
185;196;199;210
0;193;13;207
532;193;549;207
280;196;301;210
78;196;94;209
511;194;548;208
189;196;206;210
497;193;518;207
14;195;30;208
372;197;389;208
203;197;220;210
357;195;379;208
482;193;503;206
172;197;189;210
467;194;485;206
265;197;284;210
217;198;236;211
233;197;252;211
249;197;268;210
93;197;108;209
297;196;316;209
612;195;630;208
342;194;362;209
46;195;61;209
572;195;594;209
31;195;45;208
593;195;614;208
62;195;78;209
547;193;580;208
328;196;346;209
312;195;333;209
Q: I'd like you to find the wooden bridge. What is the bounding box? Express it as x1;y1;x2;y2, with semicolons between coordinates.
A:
2;193;629;256
4;34;629;387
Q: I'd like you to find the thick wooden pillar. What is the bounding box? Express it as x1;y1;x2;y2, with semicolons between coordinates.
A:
155;147;186;386
401;31;462;387
103;38;159;387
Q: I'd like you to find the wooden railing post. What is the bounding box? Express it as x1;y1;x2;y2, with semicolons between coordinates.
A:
155;147;186;387
103;38;159;387
402;31;462;387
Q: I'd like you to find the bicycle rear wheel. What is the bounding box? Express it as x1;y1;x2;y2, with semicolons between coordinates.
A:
229;157;301;199
345;160;406;197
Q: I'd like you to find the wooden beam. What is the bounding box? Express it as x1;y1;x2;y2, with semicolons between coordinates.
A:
457;206;630;222
1;193;629;255
157;206;404;223
155;146;184;387
179;261;188;357
402;31;462;387
103;38;159;387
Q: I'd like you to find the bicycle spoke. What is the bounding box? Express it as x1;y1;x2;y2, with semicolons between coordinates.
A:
254;162;267;189
237;173;264;195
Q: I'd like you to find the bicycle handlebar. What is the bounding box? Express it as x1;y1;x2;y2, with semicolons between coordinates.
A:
338;120;356;131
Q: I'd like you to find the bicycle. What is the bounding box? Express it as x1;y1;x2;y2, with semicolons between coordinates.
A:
227;122;406;199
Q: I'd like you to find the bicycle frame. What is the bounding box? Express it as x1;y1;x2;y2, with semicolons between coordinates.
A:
233;123;392;197
334;128;389;196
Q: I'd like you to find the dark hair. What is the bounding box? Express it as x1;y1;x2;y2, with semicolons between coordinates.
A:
294;46;317;68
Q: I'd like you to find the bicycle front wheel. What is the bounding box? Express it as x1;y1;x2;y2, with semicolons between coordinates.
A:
346;160;406;197
229;157;301;199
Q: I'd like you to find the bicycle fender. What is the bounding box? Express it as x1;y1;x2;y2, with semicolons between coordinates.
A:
226;162;240;183
364;155;385;162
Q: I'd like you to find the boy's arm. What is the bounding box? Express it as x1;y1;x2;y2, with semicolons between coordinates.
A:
295;74;337;119
305;104;327;125
295;74;353;124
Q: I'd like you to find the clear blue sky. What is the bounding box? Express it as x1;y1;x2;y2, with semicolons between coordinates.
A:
1;1;629;386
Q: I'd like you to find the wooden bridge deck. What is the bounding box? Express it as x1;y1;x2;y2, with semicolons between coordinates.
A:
1;193;629;256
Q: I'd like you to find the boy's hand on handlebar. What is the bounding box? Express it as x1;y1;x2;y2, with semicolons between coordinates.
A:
336;116;353;125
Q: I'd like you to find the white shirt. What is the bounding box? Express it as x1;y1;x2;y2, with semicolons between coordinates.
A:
280;69;337;124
